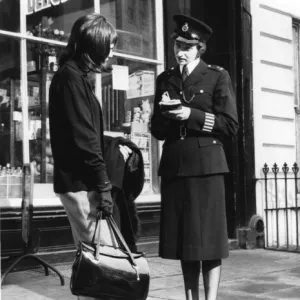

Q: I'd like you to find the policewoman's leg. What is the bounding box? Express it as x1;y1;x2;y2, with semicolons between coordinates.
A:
181;260;201;300
202;259;222;300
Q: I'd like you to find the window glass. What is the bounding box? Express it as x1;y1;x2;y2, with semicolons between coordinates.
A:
0;0;20;33
101;57;157;194
26;0;94;41
0;36;22;200
26;41;64;184
100;0;157;59
101;57;155;132
0;36;21;169
293;25;300;108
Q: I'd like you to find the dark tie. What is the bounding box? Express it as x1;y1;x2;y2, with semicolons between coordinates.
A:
182;65;189;82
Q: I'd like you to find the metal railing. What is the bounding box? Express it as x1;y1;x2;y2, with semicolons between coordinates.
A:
262;162;299;252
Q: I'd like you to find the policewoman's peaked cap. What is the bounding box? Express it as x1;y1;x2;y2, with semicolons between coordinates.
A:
171;14;213;44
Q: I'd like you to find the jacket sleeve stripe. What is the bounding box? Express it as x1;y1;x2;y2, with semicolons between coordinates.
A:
202;113;215;132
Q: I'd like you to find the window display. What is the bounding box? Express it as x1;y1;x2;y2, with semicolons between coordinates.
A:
0;36;21;168
101;58;157;194
102;58;156;132
3;37;63;185
0;36;23;200
26;0;94;41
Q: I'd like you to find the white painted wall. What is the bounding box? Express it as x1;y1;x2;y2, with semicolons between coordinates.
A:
251;0;300;249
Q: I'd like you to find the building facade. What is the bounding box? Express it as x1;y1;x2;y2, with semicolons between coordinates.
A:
250;0;300;250
1;0;298;264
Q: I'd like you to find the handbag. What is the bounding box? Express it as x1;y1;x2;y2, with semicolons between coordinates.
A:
70;211;150;300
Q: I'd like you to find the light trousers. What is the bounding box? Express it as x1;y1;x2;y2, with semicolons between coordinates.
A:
59;190;116;300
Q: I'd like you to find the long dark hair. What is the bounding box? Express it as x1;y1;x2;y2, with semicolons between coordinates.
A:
59;13;117;72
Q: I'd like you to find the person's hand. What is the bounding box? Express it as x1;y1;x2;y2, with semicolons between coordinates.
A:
119;145;132;162
162;106;191;121
97;191;113;217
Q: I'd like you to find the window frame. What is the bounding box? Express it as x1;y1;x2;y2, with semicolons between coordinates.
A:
293;22;300;112
292;20;300;194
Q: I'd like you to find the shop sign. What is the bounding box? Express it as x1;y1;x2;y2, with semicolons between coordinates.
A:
27;0;69;15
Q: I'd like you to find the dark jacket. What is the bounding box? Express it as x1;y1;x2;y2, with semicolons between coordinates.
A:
151;60;239;177
103;136;145;251
49;60;111;194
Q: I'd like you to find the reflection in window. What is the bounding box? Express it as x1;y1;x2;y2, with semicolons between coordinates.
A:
0;0;20;33
101;0;157;59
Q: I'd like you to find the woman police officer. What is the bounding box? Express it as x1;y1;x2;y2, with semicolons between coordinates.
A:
150;14;239;300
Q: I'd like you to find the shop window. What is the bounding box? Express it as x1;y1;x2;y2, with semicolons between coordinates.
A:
101;57;158;194
0;0;20;33
0;36;22;200
2;38;64;185
100;0;157;59
26;41;66;184
0;36;21;168
0;0;163;200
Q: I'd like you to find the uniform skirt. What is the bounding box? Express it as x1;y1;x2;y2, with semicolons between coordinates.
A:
159;174;229;261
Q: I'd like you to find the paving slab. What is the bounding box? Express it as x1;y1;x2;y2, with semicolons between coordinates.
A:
264;286;300;300
1;271;75;300
220;279;294;295
1;249;300;300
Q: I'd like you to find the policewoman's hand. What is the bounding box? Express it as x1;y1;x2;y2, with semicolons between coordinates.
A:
162;106;191;121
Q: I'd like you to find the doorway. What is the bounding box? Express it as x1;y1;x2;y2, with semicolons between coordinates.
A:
163;0;256;237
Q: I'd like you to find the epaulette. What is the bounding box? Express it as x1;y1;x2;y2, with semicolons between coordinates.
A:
207;64;224;72
167;67;175;74
160;67;175;78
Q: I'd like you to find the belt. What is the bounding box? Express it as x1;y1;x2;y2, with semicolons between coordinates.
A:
166;125;216;141
179;124;186;140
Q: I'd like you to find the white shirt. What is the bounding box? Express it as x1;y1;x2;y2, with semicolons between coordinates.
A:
180;58;200;76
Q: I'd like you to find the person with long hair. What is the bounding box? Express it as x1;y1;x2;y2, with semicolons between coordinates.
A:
49;13;132;300
151;14;239;300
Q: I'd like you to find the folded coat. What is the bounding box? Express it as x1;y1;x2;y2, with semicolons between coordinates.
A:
103;136;145;252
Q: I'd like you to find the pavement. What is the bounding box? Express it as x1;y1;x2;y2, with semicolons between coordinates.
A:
1;249;300;300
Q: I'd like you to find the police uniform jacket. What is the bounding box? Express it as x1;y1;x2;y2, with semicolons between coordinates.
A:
151;59;239;178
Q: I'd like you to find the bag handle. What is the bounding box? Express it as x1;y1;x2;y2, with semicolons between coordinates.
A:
108;216;137;266
92;212;138;266
93;211;141;280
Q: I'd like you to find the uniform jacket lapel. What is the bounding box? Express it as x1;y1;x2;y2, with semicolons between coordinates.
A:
183;60;208;88
166;60;208;89
167;66;182;90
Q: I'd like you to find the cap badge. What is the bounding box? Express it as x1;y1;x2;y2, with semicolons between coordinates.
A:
182;23;189;32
